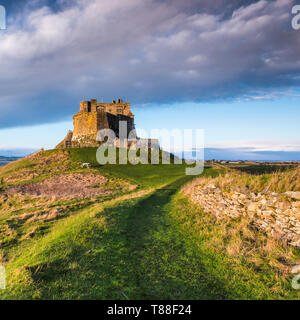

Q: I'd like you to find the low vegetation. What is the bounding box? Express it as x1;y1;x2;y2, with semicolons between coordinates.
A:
0;149;299;299
196;164;300;193
171;193;300;299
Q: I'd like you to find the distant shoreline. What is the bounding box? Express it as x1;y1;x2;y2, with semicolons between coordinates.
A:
0;154;298;168
0;157;21;167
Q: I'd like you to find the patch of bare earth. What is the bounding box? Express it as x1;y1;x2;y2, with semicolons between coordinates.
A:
6;173;112;200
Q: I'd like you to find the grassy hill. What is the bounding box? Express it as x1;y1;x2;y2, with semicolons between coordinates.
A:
0;149;299;299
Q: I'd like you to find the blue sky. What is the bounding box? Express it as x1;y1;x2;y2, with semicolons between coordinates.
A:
1;96;300;160
0;0;300;160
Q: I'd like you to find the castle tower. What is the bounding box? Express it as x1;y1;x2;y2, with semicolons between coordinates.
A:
56;97;159;151
70;98;135;147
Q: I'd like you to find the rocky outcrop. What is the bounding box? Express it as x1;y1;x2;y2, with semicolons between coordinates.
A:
190;184;300;248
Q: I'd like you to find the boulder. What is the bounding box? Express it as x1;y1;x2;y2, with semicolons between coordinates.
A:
285;192;300;200
247;202;258;212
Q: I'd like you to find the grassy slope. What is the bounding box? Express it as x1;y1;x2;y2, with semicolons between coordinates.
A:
206;164;300;193
0;149;299;299
68;147;186;188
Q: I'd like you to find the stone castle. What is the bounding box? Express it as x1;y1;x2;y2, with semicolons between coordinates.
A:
56;98;158;149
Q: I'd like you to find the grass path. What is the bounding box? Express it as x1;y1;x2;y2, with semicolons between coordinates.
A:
2;175;216;299
99;175;229;299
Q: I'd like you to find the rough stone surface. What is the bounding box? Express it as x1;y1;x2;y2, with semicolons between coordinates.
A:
285;191;300;201
189;184;300;248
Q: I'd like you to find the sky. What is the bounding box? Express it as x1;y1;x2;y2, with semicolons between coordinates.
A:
0;0;300;160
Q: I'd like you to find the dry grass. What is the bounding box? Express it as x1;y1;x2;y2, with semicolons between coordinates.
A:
181;169;300;288
0;150;72;185
185;165;300;194
196;208;299;281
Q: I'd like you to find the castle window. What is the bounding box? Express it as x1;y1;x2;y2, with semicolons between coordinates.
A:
117;108;123;114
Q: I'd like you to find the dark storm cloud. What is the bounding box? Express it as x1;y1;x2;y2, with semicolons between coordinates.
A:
0;0;299;128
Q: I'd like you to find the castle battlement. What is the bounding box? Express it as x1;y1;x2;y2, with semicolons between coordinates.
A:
78;98;134;118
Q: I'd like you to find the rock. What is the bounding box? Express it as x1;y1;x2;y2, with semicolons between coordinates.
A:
285;191;300;201
276;201;290;210
239;194;247;200
260;198;267;205
283;209;293;217
290;239;300;248
293;202;300;208
231;193;239;200
81;163;92;168
266;199;275;206
206;184;216;189
262;210;274;215
270;192;279;197
247;202;258;212
190;182;300;249
293;208;300;215
292;265;300;274
250;193;257;200
261;186;269;194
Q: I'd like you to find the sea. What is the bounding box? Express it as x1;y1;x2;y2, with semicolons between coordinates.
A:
0;157;20;167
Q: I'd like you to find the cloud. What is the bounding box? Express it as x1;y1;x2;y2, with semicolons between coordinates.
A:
206;139;300;152
0;0;299;128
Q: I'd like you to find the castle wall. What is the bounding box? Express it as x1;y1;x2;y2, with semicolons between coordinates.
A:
85;99;133;117
71;109;135;147
103;113;135;138
98;102;131;117
80;101;91;112
73;111;99;138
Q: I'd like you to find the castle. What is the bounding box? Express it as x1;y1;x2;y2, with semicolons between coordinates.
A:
56;98;158;149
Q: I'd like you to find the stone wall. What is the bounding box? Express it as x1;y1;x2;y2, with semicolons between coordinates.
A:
73;111;99;139
190;184;300;248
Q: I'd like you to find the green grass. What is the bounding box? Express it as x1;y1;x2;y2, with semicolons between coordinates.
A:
1;166;298;299
170;195;300;299
0;149;299;299
0;159;35;177
68;147;100;166
68;147;176;167
232;164;297;175
99;164;188;188
68;147;193;188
